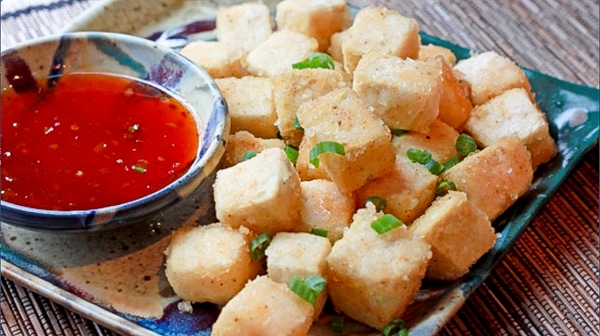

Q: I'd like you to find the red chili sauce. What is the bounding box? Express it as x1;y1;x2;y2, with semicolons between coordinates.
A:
1;73;200;210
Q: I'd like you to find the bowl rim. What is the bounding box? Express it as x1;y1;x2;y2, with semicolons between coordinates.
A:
0;31;229;231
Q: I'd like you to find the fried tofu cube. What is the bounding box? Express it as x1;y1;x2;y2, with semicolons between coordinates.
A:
215;76;278;138
222;130;285;168
216;2;274;52
214;148;302;234
353;54;442;131
454;51;531;105
342;6;420;73
275;0;352;52
435;57;473;131
211;276;314;336
265;232;332;318
465;88;557;169
357;154;438;224
296;88;396;192
299;179;355;243
418;44;457;65
410;191;496;281
327;203;431;330
273;68;351;147
164;223;260;305
246;29;319;77
179;41;247;78
392;119;460;163
440;136;533;221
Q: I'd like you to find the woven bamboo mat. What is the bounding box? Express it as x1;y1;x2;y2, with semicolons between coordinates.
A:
1;0;598;335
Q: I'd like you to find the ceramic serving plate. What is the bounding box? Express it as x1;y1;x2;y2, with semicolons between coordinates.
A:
2;1;599;335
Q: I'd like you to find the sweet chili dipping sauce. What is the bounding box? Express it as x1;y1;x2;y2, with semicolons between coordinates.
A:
1;73;200;210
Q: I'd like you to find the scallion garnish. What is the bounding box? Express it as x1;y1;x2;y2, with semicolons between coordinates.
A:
366;196;387;212
288;275;327;304
309;141;345;168
331;315;344;333
250;233;271;260
242;151;257;162
407;148;444;175
310;228;329;238
293;117;304;131
455;133;477;157
292;52;335;70
442;155;461;171
436;180;457;197
382;318;409;336
285;145;299;165
391;129;408;136
371;214;403;234
132;164;147;173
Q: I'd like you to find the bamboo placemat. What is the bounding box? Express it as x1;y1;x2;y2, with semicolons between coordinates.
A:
1;0;598;335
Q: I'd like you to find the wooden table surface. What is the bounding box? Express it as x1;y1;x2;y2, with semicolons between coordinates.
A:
1;0;598;335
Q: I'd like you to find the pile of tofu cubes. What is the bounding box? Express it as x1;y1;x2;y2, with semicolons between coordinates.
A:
164;0;557;334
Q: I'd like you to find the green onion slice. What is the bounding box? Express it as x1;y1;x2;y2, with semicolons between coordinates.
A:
366;196;387;212
288;275;327;304
310;228;329;237
250;233;271;260
371;214;404;234
455;133;477;156
391;129;408;136
407;148;445;175
442;155;461;172
292;52;335;70
293;117;304;131
382;318;409;336
242;151;257;162
309;141;345;168
331;315;344;333
132;164;147;173
436;180;457;197
285;145;299;165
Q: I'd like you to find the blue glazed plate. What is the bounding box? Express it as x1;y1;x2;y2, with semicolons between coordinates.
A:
2;1;599;335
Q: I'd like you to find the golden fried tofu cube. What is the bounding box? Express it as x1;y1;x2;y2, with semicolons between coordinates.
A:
327;30;346;63
327;204;431;330
342;6;420;73
418;44;457;65
392;119;460;163
465;88;557;169
276;0;352;52
353;54;442;131
296;88;396;192
454;50;531;105
246;29;319;77
273;68;351;147
215;76;278;138
357;154;438;224
214;148;302;234
411;191;496;281
435;57;473;131
164;223;260;305
265;232;332;318
211;276;313;336
299;179;355;243
440;136;533;221
222;130;285;168
216;2;274;52
179;41;247;79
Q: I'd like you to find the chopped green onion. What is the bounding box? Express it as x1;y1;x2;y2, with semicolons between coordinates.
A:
132;164;147;173
285;145;299;165
382;318;408;336
436;180;457;197
242;151;257;162
442;155;461;171
455;133;477;156
366;196;387;212
292;52;335;70
407;149;444;175
250;233;271;260
288;275;327;304
293;117;304;131
424;159;445;175
331;315;344;333
371;214;403;234
309;141;345;168
391;129;408;136
310;228;329;237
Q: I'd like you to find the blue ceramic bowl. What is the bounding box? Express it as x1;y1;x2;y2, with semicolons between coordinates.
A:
0;32;229;232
